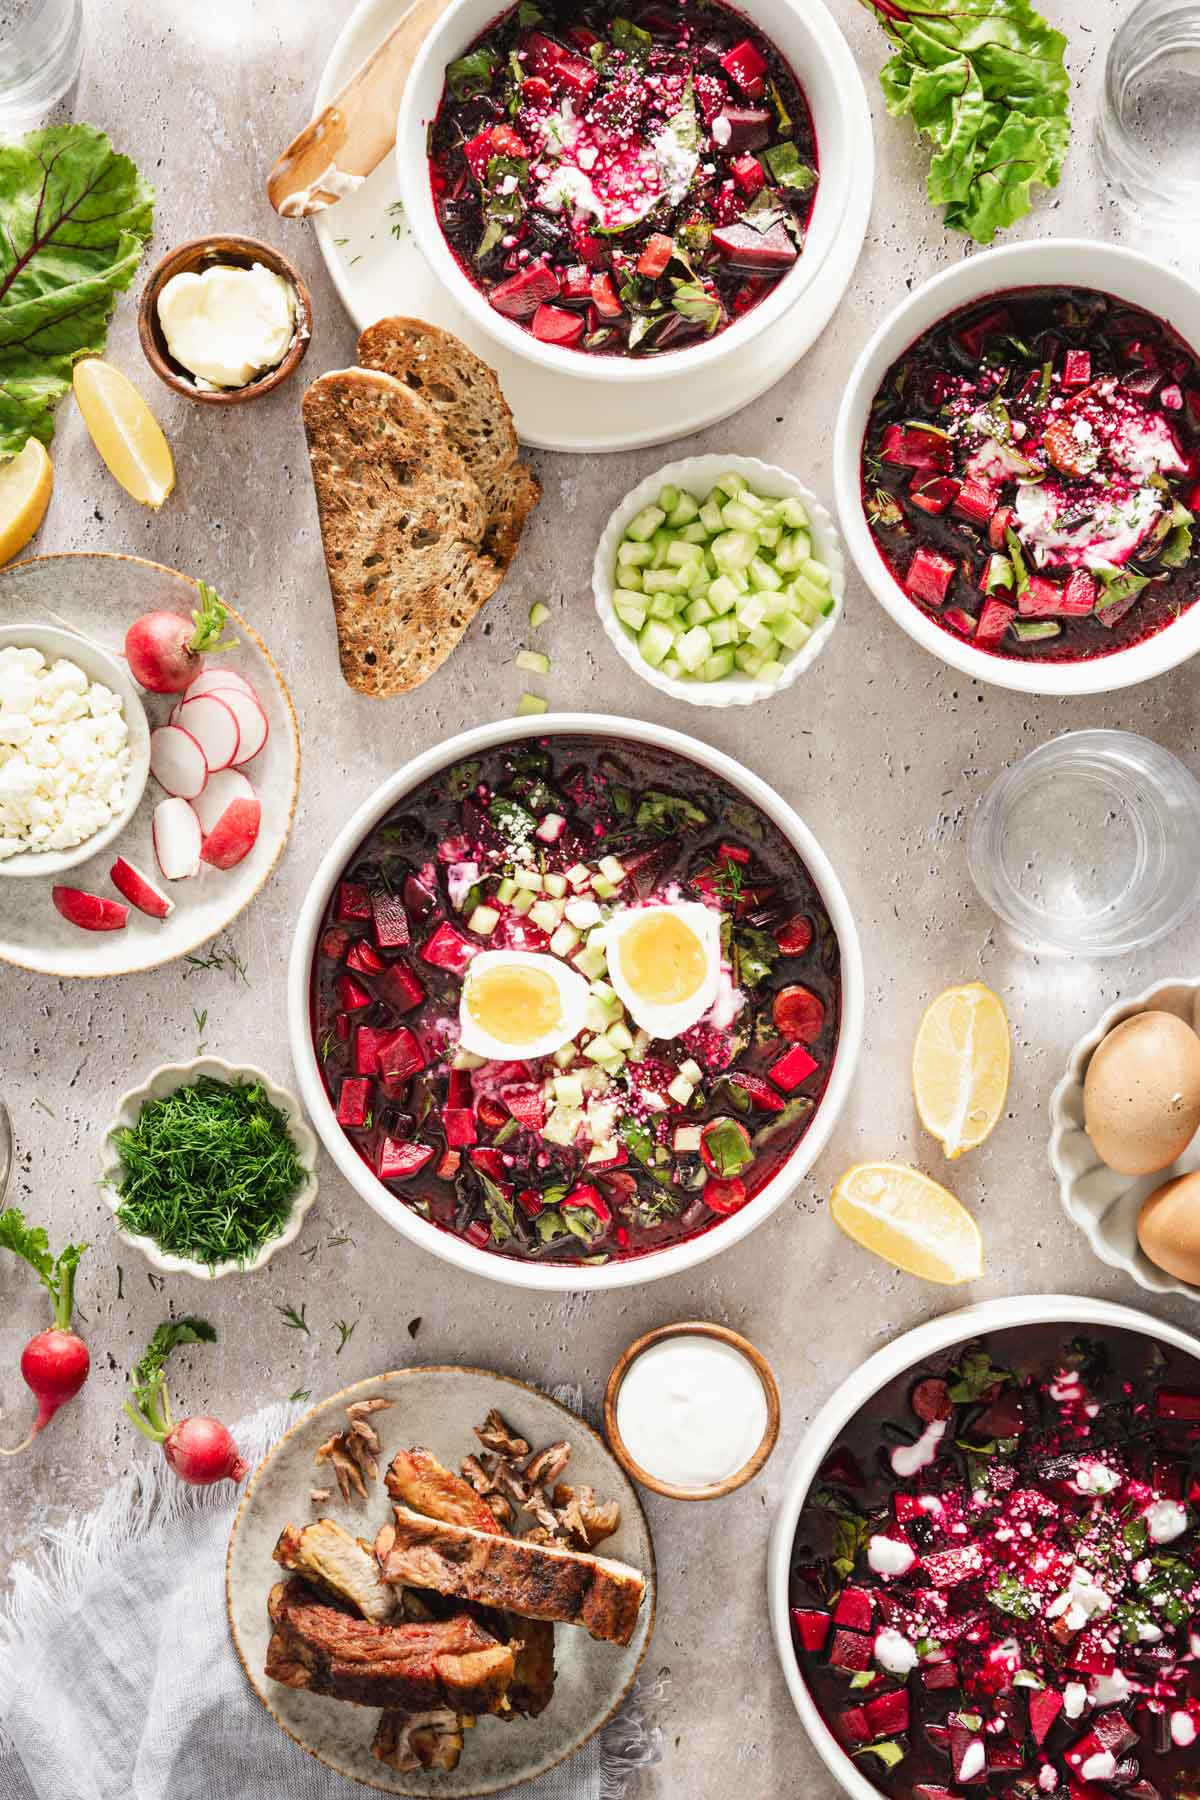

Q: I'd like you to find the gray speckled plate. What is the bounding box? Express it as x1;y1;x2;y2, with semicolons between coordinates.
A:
226;1367;656;1796
0;553;300;977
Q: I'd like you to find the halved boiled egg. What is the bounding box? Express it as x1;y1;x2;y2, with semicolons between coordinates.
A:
604;902;721;1040
458;950;589;1062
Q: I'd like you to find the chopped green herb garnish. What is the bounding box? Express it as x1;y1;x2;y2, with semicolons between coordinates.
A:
277;1301;310;1334
333;1319;357;1354
110;1077;305;1270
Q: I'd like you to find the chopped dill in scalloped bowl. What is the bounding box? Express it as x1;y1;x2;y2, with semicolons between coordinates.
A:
106;1070;315;1276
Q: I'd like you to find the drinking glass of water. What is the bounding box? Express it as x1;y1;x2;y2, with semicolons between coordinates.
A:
968;730;1200;956
0;0;84;126
1098;0;1200;223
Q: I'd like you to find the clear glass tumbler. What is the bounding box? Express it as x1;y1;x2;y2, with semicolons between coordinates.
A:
0;0;84;126
968;730;1200;956
1097;0;1200;224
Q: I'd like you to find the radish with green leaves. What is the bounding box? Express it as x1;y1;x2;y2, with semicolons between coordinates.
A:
0;1208;89;1455
124;1317;248;1485
124;581;238;694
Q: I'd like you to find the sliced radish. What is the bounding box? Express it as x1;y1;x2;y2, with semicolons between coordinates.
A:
52;887;128;931
153;797;203;881
213;686;268;764
150;724;208;800
183;666;256;703
200;797;261;870
191;768;254;836
110;856;174;920
174;694;239;773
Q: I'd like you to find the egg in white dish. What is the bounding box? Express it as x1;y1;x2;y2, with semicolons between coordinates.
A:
458;949;589;1062
604;902;721;1040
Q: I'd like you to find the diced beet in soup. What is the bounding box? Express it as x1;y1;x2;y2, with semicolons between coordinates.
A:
428;0;818;359
862;287;1200;663
310;735;841;1266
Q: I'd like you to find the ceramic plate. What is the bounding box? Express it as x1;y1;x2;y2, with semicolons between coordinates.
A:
309;0;873;454
0;553;300;978
226;1367;657;1796
1048;976;1200;1302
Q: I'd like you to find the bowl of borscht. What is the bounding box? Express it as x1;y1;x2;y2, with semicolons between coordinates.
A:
768;1292;1200;1800
395;0;872;380
834;241;1200;695
286;714;863;1291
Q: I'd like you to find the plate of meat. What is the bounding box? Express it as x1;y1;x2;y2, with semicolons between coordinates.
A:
225;1367;656;1793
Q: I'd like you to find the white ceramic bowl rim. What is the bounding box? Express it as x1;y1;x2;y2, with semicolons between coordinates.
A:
1048;975;1200;1301
766;1293;1200;1800
395;0;872;385
0;619;151;878
287;711;865;1293
592;454;845;708
833;237;1200;697
101;1055;320;1280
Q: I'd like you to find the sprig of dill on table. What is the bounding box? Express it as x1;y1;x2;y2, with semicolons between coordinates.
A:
110;1076;305;1269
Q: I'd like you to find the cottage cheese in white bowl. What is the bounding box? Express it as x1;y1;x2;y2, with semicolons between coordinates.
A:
0;622;150;877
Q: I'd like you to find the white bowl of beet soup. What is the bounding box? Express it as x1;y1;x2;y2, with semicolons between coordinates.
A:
288;713;864;1291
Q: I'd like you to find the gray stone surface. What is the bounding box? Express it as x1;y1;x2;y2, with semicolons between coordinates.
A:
2;1;1199;1795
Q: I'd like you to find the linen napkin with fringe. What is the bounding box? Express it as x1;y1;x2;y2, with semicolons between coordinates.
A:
0;1396;663;1800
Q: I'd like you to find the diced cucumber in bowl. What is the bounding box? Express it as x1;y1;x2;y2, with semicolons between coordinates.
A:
594;458;843;705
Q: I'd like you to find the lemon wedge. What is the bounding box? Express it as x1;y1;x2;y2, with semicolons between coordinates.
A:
912;982;1010;1159
0;438;53;565
73;359;175;508
830;1162;983;1285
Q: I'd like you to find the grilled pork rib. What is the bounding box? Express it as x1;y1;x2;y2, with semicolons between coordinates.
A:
273;1519;395;1623
265;1579;515;1712
386;1447;503;1535
372;1707;467;1772
375;1505;646;1646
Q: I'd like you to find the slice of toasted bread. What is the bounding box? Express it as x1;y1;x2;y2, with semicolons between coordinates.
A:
356;317;540;572
303;367;503;697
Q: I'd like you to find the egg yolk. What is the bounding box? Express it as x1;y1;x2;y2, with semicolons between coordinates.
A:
466;962;563;1045
616;912;707;1005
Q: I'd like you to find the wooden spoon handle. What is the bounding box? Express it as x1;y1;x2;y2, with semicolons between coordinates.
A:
267;0;455;218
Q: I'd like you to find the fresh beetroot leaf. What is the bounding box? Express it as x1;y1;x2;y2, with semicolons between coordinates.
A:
124;1318;248;1486
124;582;238;694
0;1208;89;1455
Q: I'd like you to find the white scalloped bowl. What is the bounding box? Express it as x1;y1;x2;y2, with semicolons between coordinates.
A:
766;1294;1200;1798
1048;977;1200;1301
100;1056;320;1279
593;455;844;708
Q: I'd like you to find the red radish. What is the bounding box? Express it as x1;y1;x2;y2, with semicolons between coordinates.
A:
52;886;128;931
200;796;261;870
182;666;255;703
0;1208;89;1456
150;723;208;799
110;856;174;920
124;582;238;694
191;768;254;835
123;1318;247;1486
174;694;240;773
153;797;202;880
213;686;268;764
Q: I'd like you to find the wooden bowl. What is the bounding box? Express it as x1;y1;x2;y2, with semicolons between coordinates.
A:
604;1320;781;1502
138;235;312;405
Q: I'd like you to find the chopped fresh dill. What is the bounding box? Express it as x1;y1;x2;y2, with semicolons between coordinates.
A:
110;1077;305;1270
290;1388;312;1403
334;1318;356;1354
278;1301;310;1334
31;1097;56;1117
184;938;249;983
193;1006;208;1051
